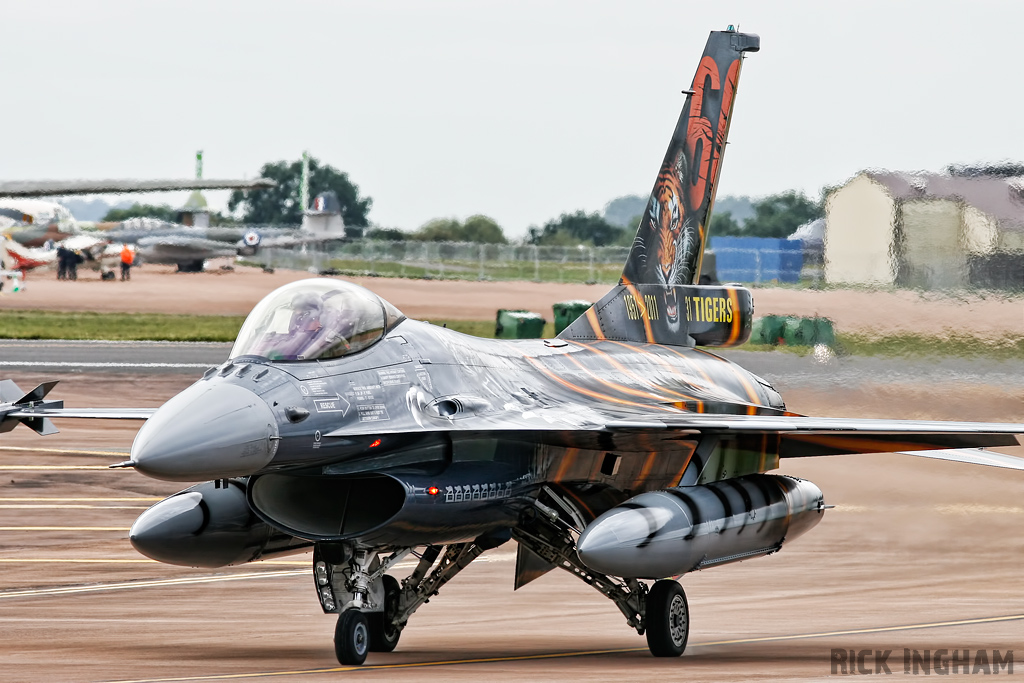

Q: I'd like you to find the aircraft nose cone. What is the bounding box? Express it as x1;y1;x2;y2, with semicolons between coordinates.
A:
129;492;205;562
131;382;278;481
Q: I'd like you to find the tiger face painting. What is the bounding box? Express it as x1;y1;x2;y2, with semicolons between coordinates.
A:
644;162;702;288
642;163;700;332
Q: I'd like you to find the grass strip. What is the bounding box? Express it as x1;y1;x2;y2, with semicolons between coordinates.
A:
0;311;554;342
1;310;1019;359
0;310;246;342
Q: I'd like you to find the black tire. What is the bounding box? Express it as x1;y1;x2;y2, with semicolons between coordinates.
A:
645;579;689;657
368;574;402;652
334;610;370;665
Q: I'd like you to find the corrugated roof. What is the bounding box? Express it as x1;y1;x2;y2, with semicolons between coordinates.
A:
864;171;1024;230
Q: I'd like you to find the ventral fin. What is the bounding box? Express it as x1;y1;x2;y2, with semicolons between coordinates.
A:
514;543;556;590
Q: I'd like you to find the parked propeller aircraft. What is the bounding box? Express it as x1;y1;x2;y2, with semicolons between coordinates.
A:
2;28;1023;667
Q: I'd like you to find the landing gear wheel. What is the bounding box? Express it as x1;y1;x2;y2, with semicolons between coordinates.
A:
645;580;689;657
334;610;370;665
368;574;402;652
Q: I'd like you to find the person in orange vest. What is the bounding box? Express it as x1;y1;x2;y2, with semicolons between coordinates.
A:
120;244;134;281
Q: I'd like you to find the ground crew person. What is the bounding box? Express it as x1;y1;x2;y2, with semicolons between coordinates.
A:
120;244;134;281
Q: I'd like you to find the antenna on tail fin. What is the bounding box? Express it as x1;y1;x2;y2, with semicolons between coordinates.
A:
621;29;759;287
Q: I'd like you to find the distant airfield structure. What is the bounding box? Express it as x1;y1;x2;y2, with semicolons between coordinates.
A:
825;172;1024;289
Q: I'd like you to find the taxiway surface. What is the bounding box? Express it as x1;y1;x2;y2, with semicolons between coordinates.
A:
0;361;1021;681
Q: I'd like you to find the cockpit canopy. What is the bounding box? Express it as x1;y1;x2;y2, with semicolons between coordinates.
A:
230;279;403;362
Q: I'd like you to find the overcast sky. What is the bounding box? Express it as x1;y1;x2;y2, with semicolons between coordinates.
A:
6;1;1021;236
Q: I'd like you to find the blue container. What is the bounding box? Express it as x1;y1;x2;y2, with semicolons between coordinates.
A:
709;236;803;283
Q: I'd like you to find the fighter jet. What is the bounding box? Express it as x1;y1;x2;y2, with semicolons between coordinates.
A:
3;28;1024;667
0;176;277;248
103;190;347;272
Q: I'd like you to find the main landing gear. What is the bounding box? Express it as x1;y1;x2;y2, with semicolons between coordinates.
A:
512;487;692;659
314;490;692;666
313;541;490;665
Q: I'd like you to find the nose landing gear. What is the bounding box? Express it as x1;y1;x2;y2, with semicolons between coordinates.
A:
314;542;488;665
334;610;370;665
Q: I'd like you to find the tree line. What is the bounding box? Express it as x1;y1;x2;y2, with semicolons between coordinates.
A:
100;155;826;244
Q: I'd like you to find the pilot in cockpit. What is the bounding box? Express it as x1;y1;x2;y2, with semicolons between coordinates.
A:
232;279;390;362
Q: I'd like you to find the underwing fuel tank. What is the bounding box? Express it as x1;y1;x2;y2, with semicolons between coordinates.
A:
129;479;310;567
576;475;825;579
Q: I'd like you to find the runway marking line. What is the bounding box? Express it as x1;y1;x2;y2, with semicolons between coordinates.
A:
0;497;162;501
0;361;209;368
0;569;308;600
0;526;128;531
0;446;130;457
0;559;312;565
94;612;1024;683
0;555;513;600
0;504;148;509
0;465;116;471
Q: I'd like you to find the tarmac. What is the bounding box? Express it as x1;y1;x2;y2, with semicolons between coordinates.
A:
0;367;1021;682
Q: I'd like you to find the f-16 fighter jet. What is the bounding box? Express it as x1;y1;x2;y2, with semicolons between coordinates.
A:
3;28;1023;666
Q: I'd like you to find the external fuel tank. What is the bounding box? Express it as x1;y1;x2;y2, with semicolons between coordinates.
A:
576;475;825;579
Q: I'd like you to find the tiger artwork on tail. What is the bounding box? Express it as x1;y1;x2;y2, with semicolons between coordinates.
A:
646;160;699;288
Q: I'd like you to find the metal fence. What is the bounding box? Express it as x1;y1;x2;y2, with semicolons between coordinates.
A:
252;240;807;285
255;240;632;284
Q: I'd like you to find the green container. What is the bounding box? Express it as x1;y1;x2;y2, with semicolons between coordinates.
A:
552;300;592;335
753;315;788;345
810;317;836;346
782;316;808;346
495;309;546;339
751;315;835;347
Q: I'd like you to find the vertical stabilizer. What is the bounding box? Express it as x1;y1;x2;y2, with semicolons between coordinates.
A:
622;29;759;287
558;29;758;347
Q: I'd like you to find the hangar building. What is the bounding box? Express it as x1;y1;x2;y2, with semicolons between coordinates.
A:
824;172;1024;289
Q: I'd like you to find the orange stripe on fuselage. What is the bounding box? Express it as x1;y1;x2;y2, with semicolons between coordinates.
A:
572;340;706;411
584;308;606;340
553;448;579;482
635;451;659;489
671;444;697;486
694;348;762;414
512;349;677;413
561;353;679;403
620;279;656;344
725;288;742;346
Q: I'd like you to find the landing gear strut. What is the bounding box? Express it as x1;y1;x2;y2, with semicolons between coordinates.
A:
512;488;691;658
313;541;488;665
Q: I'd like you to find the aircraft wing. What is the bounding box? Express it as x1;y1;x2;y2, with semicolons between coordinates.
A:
603;414;1023;456
0;178;276;198
318;409;1022;464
